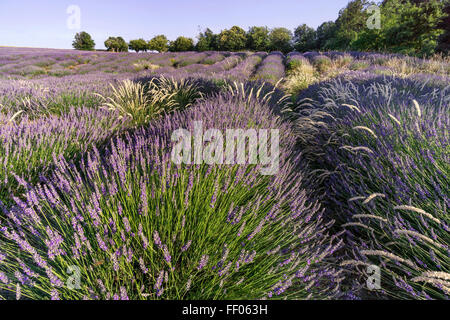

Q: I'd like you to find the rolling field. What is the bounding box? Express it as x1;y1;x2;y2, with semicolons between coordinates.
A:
0;47;448;300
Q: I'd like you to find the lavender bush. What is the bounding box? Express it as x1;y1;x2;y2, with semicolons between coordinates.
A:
253;52;286;84
0;107;122;206
0;47;448;300
286;52;308;70
286;75;449;299
220;53;266;82
0;92;342;300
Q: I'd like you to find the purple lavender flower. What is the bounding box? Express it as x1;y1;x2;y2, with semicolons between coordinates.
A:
96;233;108;252
0;272;9;284
153;230;162;247
197;255;209;271
120;287;129;300
111;253;119;272
51;289;60;300
181;240;192;252
139;257;148;274
162;245;171;264
154;270;164;290
45;227;66;260
123;217;131;233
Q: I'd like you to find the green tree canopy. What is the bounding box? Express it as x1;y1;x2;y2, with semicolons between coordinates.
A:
116;37;129;52
128;38;148;52
104;36;128;52
316;21;337;49
246;26;271;52
437;0;450;53
269;27;293;53
148;35;169;52
72;31;95;51
293;24;317;52
218;26;247;51
350;0;446;55
332;0;372;49
169;36;195;52
380;0;445;55
196;28;218;51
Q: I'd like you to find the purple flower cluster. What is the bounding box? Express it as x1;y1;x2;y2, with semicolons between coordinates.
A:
220;53;267;82
0;47;447;300
0;88;341;300
253;52;286;83
290;74;449;299
0;107;122;206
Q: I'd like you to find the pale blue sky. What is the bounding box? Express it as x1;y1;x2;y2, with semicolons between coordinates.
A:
0;0;350;49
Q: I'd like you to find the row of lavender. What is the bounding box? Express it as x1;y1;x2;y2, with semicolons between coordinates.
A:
0;48;229;79
287;74;449;299
0;50;286;209
2;47;448;85
0;47;279;82
3;47;447;116
0;48;336;300
0;47;448;300
0;107;123;206
0;91;343;300
0;50;289;119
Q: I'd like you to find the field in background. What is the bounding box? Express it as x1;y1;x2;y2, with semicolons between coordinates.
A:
0;47;448;300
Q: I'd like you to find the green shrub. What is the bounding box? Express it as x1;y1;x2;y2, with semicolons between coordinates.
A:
97;79;175;126
287;59;306;72
153;77;203;109
333;54;353;68
312;56;332;73
284;61;318;94
133;61;160;72
97;77;202;126
0;93;342;300
349;61;369;71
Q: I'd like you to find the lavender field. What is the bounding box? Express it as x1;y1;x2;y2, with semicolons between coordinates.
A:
0;47;448;300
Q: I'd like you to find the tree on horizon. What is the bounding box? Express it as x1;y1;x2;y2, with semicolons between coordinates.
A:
72;31;95;51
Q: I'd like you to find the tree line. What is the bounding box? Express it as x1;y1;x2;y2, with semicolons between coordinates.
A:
73;0;449;56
